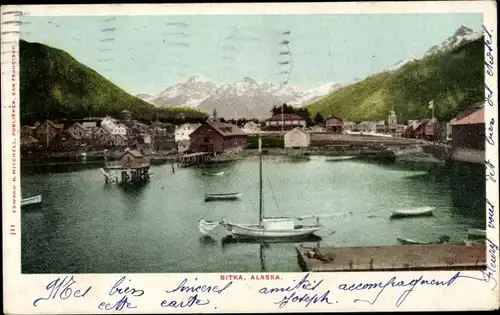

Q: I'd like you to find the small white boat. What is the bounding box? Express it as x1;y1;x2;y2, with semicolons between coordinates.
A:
220;218;322;239
204;192;242;202
325;156;355;162
204;171;224;176
468;228;486;237
397;237;429;245
21;195;42;207
390;206;435;218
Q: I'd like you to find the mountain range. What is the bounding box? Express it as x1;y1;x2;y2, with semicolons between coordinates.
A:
138;25;482;120
137;75;343;119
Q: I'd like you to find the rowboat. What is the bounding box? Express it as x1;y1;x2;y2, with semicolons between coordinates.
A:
203;171;224;176
390;206;435;218
467;228;486;238
397;235;449;245
204;192;242;202
396;237;429;245
21;195;42;207
325;156;355;162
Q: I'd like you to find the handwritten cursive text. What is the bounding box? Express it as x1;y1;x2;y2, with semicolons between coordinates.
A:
98;276;144;311
259;273;334;309
483;25;494;76
161;278;232;309
33;276;91;307
339;271;496;307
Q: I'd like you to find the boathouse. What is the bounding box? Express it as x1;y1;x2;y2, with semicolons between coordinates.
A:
103;149;151;185
325;115;344;133
284;127;311;148
189;120;247;154
450;106;485;164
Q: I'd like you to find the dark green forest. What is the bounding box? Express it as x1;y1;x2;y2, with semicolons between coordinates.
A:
19;40;207;125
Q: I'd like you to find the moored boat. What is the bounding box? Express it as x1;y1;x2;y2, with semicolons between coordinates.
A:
467;228;486;238
204;192;242;202
203;171;224;176
325;156;355;162
21;195;42;207
390;206;434;218
396;237;429;245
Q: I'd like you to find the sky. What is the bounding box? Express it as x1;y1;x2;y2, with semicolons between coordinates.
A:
21;13;482;95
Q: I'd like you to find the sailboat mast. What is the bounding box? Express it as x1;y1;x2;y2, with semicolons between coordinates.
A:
258;133;263;223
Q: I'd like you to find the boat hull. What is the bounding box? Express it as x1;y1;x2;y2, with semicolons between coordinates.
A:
226;223;321;239
204;193;242;202
396;237;428;245
21;195;42;207
390;207;434;218
468;228;486;238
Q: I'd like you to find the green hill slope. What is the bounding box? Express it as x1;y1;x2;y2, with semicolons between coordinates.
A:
307;37;485;123
19;40;205;124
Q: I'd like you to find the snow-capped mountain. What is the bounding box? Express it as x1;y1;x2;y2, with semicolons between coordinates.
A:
389;25;482;71
140;75;343;119
424;25;482;57
143;74;217;108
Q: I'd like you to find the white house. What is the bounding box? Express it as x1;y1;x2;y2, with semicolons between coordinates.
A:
357;121;377;132
100;117;127;135
175;123;201;142
242;121;261;134
343;121;357;131
284;127;311;148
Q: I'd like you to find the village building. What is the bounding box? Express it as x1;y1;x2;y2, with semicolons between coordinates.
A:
81;121;97;129
66;122;90;140
113;134;128;147
189;120;248;154
177;139;191;153
284;127;311;149
342;121;357;131
55;130;83;150
120;149;148;165
309;125;326;132
395;124;405;137
357;121;377;133
264;113;306;131
120;109;132;121
34;120;65;147
375;120;387;133
175;123;202;142
325;115;343;133
450;106;485;163
423;118;440;141
387;110;398;133
91;126;109;140
21;125;36;138
101;116;118;132
242;121;261;134
96;134;116;148
21;135;40;151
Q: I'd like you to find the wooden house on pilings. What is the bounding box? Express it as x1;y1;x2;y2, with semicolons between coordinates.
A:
104;149;151;185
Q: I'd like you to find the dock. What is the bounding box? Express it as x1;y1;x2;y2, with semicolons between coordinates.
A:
178;152;213;167
297;244;486;272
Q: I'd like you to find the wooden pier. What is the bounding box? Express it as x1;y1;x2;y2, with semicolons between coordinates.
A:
296;244;486;272
178;152;213;168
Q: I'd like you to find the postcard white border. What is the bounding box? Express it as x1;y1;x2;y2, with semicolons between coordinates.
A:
2;1;499;313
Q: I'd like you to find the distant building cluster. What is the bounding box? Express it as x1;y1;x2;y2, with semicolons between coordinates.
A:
20;110;175;154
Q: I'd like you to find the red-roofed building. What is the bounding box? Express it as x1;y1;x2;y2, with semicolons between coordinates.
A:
451;106;485;151
325;115;344;133
189;120;248;153
264;113;306;131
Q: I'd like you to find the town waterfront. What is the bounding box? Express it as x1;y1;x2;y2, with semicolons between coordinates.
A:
21;156;484;273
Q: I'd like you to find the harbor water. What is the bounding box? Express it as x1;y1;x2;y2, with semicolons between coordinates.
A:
21;155;485;273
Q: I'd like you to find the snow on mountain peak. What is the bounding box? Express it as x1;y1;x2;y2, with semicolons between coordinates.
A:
424;25;481;57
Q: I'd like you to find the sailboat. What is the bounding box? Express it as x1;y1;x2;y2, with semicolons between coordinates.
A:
198;133;323;240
